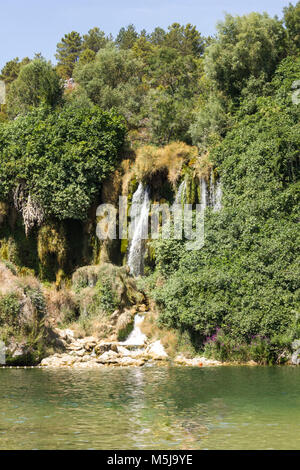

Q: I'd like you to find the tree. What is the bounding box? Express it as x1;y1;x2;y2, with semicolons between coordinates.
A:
150;27;166;45
150;57;300;355
147;46;200;97
164;23;205;57
189;92;232;150
6;58;63;117
55;31;82;78
0;57;30;84
0;105;126;221
283;1;300;53
204;13;286;98
116;24;139;49
79;48;96;65
73;44;145;128
82;27;109;53
143;88;193;145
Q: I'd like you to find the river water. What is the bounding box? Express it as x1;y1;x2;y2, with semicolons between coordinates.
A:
0;366;299;449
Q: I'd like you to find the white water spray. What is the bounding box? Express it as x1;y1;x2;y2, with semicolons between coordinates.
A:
127;183;150;277
121;314;146;347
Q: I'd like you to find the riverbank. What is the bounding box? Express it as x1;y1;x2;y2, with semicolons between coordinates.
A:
38;327;222;368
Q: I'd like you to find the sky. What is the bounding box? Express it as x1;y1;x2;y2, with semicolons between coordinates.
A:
0;0;297;69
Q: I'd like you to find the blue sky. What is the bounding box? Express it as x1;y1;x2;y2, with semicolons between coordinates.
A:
0;0;297;69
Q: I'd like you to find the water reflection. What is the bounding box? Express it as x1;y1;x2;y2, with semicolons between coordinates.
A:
0;366;299;449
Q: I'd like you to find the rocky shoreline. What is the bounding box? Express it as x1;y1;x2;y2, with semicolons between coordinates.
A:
39;328;222;369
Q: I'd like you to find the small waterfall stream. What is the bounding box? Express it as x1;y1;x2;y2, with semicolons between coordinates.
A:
200;177;207;211
175;180;186;204
127;183;150;277
121;314;146;347
213;180;222;212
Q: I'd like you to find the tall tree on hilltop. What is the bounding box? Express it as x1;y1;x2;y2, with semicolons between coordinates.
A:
164;23;205;57
82;27;109;53
55;31;82;78
116;24;139;49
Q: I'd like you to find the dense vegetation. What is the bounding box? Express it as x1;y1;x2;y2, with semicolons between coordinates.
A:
148;57;300;362
0;2;299;363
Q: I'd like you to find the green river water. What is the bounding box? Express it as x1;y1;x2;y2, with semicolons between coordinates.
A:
0;366;299;450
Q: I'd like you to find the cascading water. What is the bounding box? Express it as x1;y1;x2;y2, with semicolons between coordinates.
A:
175;180;186;204
127;183;150;277
121;314;146;347
209;174;222;211
213;180;222;212
200;177;207;211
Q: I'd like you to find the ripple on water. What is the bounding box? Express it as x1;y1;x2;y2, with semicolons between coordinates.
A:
0;366;299;449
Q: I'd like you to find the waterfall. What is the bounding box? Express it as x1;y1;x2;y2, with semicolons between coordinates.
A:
127;183;150;277
209;174;222;211
200;177;207;211
121;314;146;347
175;180;186;204
213;180;222;212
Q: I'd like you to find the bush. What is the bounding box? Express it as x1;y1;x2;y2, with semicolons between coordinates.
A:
148;57;300;360
0;105;126;222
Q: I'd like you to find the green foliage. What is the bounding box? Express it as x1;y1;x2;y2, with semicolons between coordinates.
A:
205;12;286;98
163;23;205;56
0;57;30;85
0;105;126;221
0;293;20;328
94;278;119;315
189;92;232;149
203;328;291;364
149;57;300;360
283;1;300;53
55;31;82;78
6;58;62;117
74;43;145;128
116;24;139;49
82;27;110;53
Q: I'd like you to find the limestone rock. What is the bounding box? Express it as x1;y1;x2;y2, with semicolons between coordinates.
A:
291;348;300;365
174;355;221;367
96;350;119;364
94;342;118;355
146;340;168;360
291;340;300;351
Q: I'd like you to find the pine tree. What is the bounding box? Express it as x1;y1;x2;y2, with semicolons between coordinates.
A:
82;27;109;53
55;31;82;78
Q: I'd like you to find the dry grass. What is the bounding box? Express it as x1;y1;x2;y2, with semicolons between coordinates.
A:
141;309;179;357
191;151;213;182
120;142;199;195
44;285;78;327
116;310;134;340
134;142;198;186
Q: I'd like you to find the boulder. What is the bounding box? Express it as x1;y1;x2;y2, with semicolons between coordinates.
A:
291;348;300;365
96;350;119;364
94;342;118;355
146;341;168;360
291;340;300;351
